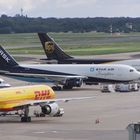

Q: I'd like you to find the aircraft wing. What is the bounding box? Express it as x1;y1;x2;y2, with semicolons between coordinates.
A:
43;75;87;82
0;72;87;83
14;96;95;108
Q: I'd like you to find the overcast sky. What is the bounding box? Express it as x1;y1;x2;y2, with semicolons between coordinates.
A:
0;0;140;18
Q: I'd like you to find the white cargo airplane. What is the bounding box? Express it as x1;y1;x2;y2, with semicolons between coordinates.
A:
0;46;139;90
38;33;140;72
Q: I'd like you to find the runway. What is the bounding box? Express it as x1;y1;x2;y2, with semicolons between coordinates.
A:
0;52;140;140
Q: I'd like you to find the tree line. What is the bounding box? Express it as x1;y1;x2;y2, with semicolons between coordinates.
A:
0;14;140;34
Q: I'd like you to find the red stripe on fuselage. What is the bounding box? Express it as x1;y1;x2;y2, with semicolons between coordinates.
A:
0;108;14;112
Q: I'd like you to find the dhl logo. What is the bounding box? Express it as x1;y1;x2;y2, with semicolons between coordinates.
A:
34;90;51;100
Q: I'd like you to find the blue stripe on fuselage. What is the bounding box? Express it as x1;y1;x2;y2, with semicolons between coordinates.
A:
6;75;53;83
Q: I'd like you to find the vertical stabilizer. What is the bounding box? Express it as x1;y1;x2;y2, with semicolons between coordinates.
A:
0;46;18;67
38;33;72;60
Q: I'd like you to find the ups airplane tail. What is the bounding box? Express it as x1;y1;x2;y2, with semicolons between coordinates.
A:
38;33;72;60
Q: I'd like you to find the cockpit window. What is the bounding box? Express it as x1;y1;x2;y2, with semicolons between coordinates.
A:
130;69;134;72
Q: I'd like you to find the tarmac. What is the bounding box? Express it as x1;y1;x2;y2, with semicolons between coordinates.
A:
0;78;140;139
0;52;140;140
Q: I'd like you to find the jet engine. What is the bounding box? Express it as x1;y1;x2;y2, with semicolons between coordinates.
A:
41;103;64;117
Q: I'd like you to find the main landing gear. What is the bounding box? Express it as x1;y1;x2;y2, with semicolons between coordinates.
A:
52;86;62;91
21;106;31;122
52;85;73;91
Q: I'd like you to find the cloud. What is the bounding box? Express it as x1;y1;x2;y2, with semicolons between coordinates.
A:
0;0;140;17
98;0;140;5
0;0;30;15
0;0;17;10
95;0;140;17
55;0;97;8
0;0;48;16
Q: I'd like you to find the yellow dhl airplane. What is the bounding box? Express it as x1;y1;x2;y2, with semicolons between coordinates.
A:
0;84;93;122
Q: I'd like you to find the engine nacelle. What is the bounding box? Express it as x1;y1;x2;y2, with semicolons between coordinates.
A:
41;103;64;117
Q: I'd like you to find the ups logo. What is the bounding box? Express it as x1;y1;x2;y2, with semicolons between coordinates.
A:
45;41;54;54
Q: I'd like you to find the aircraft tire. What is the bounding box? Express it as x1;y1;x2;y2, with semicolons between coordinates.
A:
57;86;62;91
63;85;73;90
21;116;31;122
40;113;46;117
52;86;62;91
